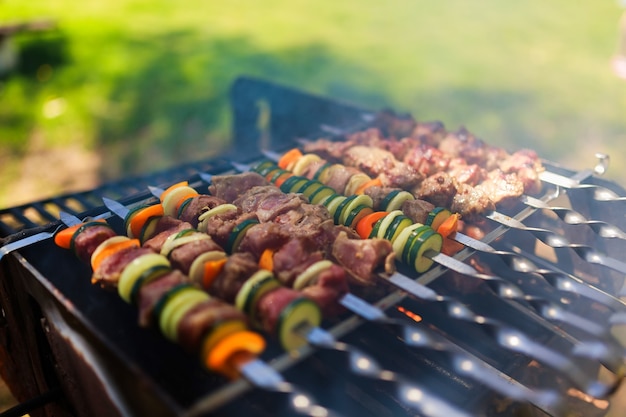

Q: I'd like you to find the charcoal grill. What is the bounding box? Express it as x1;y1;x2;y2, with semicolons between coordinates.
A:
1;76;626;417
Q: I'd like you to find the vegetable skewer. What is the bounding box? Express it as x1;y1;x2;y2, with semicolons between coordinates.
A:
273;147;626;277
252;154;626;327
98;201;484;417
140;176;622;398
56;212;355;417
100;198;564;414
228;162;626;342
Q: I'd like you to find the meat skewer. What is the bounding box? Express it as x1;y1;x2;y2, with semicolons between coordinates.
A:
56;212;400;417
251;155;626;326
264;148;626;283
98;201;492;417
101;199;566;414
135;176;623;398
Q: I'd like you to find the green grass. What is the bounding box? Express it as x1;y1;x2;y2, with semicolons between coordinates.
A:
1;0;626;208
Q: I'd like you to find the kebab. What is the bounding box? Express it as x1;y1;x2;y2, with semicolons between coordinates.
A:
152;173;626;398
303;120;544;196
104;194;586;412
100;202;528;417
53;217;265;380
246;157;626;335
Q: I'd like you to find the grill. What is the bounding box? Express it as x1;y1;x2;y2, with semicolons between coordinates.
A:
1;76;626;417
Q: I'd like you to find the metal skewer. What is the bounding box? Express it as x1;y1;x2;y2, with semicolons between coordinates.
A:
95;204;479;417
184;174;625;398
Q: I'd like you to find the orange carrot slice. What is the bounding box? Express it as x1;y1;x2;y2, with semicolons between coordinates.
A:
205;330;265;379
436;213;460;239
159;181;189;203
91;238;141;271
278;148;303;170
128;204;164;239
355;177;383;195
202;258;228;289
355;211;389;239
258;248;276;271
54;219;108;249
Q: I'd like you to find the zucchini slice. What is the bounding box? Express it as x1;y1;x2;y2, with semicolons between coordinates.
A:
226;218;260;253
235;270;281;317
312;162;332;181
338;194;373;226
323;195;347;221
253;160;277;176
162;185;199;217
405;229;443;273
279;176;307;194
375;210;404;240
159;287;210;342
293;260;334;290
118;253;171;303
382;214;413;244
277;297;321;351
160;231;212;257
308;185;336;205
344;204;374;229
392;223;428;261
380;189;415;211
292;154;321;176
425;207;453;231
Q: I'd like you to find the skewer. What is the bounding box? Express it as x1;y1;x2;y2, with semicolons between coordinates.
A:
229;159;626;335
520;194;626;241
0;225;63;261
143;177;623;399
253;150;626;312
97;198;565;415
58;211;346;417
94;204;481;417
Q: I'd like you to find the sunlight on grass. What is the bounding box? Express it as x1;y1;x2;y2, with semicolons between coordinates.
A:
1;0;625;209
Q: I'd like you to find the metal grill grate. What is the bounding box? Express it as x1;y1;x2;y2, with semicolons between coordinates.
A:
1;76;626;417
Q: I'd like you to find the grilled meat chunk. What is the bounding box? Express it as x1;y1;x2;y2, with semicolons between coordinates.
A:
137;270;188;327
177;298;248;353
331;231;395;286
415;172;457;208
208;252;259;303
72;224;117;264
209;172;270;203
92;246;153;289
179;195;227;228
401;199;435;225
343;145;423;189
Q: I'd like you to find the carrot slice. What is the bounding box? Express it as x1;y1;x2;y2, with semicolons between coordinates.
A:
205;330;265;379
354;177;383;195
129;204;164;239
53;219;108;249
273;172;293;188
159;181;189;203
258;248;275;271
91;238;141;271
441;238;465;256
174;192;199;215
277;148;303;170
202;258;228;289
355;211;389;239
436;213;460;239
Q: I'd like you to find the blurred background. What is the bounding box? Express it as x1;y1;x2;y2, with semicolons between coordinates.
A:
1;0;626;414
1;1;625;210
